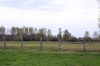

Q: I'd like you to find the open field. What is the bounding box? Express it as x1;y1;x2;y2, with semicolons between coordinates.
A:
0;41;100;66
0;41;100;52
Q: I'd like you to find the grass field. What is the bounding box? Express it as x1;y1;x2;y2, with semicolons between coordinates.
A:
0;41;100;66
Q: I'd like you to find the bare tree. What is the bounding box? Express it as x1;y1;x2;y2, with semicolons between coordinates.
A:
34;28;38;41
63;30;71;41
6;28;12;41
38;28;47;50
11;27;14;41
97;0;100;41
83;31;90;51
29;27;34;40
39;29;43;50
57;28;62;50
0;25;6;50
47;29;52;41
20;28;23;50
85;31;90;41
93;31;99;41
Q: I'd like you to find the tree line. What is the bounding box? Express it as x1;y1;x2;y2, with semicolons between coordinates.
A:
0;25;100;42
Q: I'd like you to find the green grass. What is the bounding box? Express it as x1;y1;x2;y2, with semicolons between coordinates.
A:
0;51;100;66
0;41;100;66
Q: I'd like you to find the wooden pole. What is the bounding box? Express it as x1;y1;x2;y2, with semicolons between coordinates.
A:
58;39;61;51
40;36;42;50
20;31;23;50
84;36;86;51
4;37;6;50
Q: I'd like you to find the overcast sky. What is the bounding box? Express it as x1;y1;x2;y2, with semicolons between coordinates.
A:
0;0;99;37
